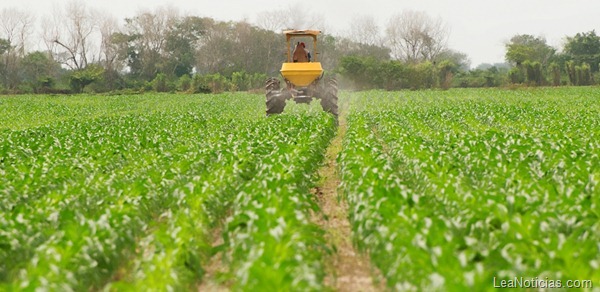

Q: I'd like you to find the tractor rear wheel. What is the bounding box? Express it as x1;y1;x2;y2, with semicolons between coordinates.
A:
320;78;338;117
266;77;286;116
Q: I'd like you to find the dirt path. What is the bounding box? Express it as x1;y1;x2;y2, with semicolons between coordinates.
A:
314;117;386;292
197;228;229;292
198;112;385;291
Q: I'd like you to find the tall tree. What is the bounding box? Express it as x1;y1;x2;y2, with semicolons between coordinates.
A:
0;8;34;56
505;34;554;66
564;30;600;72
119;7;179;80
385;10;449;63
97;12;123;90
43;1;99;70
0;8;34;89
347;15;382;47
164;16;207;77
20;51;62;92
98;12;121;72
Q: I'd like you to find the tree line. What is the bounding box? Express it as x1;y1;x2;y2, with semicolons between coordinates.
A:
1;4;599;94
337;31;600;90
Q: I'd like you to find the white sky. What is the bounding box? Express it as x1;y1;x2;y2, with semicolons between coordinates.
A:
7;0;600;67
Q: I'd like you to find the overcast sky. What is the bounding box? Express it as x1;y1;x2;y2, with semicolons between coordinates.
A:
8;0;600;67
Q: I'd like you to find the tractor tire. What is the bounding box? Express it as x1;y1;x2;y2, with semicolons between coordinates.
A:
266;77;286;116
320;78;339;117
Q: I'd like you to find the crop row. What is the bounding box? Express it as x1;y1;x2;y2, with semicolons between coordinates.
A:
0;94;337;290
340;89;600;290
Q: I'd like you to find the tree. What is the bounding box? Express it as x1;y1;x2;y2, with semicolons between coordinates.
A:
43;1;99;70
435;49;470;71
347;15;382;46
69;64;104;93
0;38;11;88
164;16;207;77
0;8;34;90
0;8;34;56
254;4;326;32
385;10;449;63
548;62;561;86
195;20;280;76
21;51;63;93
437;60;456;90
505;34;554;66
564;30;600;72
118;7;180;80
97;12;123;90
565;61;577;85
0;38;9;55
523;61;543;85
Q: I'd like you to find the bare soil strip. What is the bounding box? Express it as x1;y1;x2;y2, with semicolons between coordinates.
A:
315;117;386;292
197;227;229;292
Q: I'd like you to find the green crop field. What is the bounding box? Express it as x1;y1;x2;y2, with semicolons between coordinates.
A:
1;88;599;291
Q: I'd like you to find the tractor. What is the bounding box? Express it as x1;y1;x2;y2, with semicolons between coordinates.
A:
265;30;338;118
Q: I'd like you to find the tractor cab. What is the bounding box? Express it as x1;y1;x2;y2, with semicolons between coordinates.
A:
280;30;323;87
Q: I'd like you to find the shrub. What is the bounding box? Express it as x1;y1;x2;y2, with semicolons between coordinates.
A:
508;67;525;84
178;74;192;92
152;73;170;92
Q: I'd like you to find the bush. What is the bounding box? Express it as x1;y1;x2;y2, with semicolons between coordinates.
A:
152;73;171;92
178;74;192;92
190;74;211;94
508;67;525;84
69;65;105;93
189;73;234;93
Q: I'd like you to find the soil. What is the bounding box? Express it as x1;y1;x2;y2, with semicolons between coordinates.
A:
197;227;229;292
314;116;387;292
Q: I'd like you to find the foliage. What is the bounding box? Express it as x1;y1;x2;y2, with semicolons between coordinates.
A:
564;30;600;72
178;74;191;92
0;38;10;55
566;61;593;86
338;56;383;90
454;66;506;88
190;74;211;93
231;71;268;92
524;61;543;86
151;73;171;92
566;61;577;85
195;73;232;93
505;34;555;66
508;67;525;84
5;8;600;94
576;63;593;86
339;56;453;90
0;93;337;290
69;64;105;93
549;62;561;86
340;88;600;290
2;88;600;291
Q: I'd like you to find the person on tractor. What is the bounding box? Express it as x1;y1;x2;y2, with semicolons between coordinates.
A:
293;42;311;62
